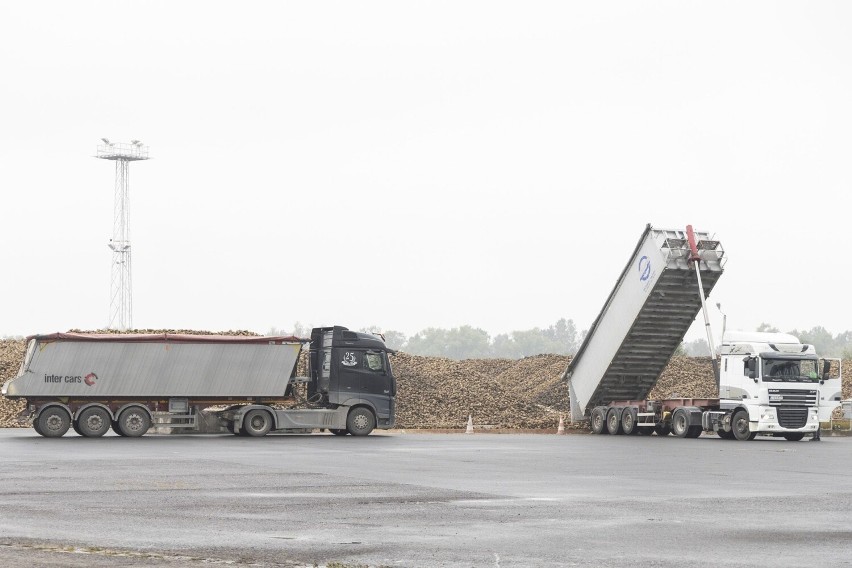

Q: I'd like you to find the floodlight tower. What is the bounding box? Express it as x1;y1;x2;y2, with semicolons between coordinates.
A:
96;139;150;330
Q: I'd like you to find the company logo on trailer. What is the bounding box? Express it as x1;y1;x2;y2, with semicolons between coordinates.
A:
638;256;651;282
43;372;98;385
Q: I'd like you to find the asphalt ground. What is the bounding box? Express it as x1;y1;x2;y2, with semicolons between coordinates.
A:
1;428;851;567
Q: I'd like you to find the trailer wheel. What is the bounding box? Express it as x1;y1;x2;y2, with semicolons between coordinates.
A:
621;408;639;435
606;408;623;435
347;407;375;436
112;421;127;436
590;407;608;434
731;410;755;441
116;407;151;437
654;423;671;436
32;417;45;437
783;433;805;441
671;409;691;438
243;410;273;437
686;425;703;438
71;419;84;436
77;407;112;438
37;407;71;438
330;429;349;436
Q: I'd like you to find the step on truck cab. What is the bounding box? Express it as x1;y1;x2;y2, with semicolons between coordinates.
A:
1;325;396;438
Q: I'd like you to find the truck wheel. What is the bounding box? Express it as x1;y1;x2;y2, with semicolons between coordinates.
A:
243;410;273;437
606;408;623;435
671;409;691;438
732;410;755;441
330;429;349;436
32;418;45;437
686;425;703;438
37;407;71;438
621;408;637;435
116;407;151;437
77;407;112;438
347;407;375;436
112;421;127;436
590;407;608;434
783;433;805;441
717;429;735;440
71;419;84;436
654;423;671;436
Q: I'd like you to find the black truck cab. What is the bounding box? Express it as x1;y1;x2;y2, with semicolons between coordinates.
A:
309;326;396;428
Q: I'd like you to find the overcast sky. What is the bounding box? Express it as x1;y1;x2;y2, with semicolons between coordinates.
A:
1;1;850;344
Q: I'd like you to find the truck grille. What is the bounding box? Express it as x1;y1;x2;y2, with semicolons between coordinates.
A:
768;389;817;407
777;406;808;429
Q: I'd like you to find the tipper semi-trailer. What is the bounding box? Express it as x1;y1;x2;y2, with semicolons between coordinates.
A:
565;224;842;440
1;325;396;438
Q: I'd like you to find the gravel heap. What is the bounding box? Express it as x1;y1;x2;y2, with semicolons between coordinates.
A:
2;333;851;429
0;339;27;427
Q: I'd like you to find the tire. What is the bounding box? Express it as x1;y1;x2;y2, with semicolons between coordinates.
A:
243;410;273;437
636;425;653;435
621;408;638;435
32;418;45;437
606;408;623;435
71;419;84;436
77;407;111;438
732;409;755;441
112;421;127;436
686;425;703;438
672;409;691;438
590;407;608;435
37;407;71;438
330;429;349;436
346;407;376;436
654;423;671;436
717;428;735;440
116;407;151;437
783;432;805;441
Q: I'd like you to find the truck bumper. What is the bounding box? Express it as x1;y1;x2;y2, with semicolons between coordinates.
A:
754;407;819;433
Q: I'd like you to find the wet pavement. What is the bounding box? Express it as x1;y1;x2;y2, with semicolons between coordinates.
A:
1;429;850;567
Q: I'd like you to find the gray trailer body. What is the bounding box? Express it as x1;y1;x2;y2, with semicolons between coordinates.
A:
3;333;302;399
566;225;724;419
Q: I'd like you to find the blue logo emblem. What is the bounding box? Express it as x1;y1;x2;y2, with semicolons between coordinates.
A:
638;256;651;282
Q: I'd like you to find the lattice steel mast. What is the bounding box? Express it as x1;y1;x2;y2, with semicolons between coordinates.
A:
96;139;150;330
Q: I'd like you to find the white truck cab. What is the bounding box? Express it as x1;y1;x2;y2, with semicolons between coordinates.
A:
719;331;842;438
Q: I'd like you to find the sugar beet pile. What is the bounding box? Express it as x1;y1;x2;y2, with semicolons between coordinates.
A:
2;334;851;429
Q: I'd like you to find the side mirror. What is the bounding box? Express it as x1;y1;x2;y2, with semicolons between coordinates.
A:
823;360;832;375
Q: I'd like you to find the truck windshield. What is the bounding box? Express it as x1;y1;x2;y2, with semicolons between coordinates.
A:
762;358;820;382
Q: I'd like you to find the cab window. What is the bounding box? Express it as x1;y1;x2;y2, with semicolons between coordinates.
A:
364;351;385;373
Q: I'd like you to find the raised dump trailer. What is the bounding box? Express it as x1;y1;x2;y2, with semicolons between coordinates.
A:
566;224;725;419
2;326;396;438
566;224;840;440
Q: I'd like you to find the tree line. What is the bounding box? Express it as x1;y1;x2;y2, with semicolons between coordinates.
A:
676;324;852;359
270;319;584;360
271;320;852;360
